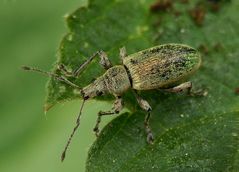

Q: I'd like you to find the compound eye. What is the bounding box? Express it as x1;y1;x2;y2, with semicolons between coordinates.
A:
81;90;89;100
96;90;103;96
84;95;89;100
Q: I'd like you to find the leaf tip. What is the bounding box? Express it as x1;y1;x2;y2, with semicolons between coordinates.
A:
44;103;54;112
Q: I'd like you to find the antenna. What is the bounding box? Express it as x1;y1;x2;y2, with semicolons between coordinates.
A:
61;99;86;162
22;65;86;161
21;66;81;89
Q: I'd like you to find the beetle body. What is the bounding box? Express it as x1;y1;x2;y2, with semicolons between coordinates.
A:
23;43;202;161
82;44;201;99
124;44;201;90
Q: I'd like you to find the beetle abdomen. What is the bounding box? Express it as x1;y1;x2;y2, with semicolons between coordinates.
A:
123;44;201;90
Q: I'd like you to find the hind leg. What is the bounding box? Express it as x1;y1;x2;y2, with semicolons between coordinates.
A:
133;90;154;144
163;81;208;96
164;81;192;94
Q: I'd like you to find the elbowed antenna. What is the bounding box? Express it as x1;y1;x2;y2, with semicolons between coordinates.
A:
21;66;81;89
22;65;87;162
61;99;86;162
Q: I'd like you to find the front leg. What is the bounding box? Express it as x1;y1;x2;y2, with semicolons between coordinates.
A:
133;91;154;144
57;50;113;78
74;50;112;77
93;96;123;137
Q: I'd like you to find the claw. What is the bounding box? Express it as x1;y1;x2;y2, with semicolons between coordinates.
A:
189;89;208;97
147;133;154;144
93;127;100;137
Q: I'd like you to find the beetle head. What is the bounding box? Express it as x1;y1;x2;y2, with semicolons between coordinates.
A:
81;75;107;100
81;65;131;99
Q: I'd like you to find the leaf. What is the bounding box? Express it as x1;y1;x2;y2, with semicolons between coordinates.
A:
45;0;154;109
46;0;239;171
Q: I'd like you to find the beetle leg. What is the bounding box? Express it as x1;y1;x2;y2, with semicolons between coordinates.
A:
57;63;74;77
133;91;154;144
119;46;127;61
164;81;192;94
93;96;123;137
163;81;208;96
73;50;113;77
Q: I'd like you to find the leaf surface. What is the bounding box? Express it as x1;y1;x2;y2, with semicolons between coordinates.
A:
46;0;239;171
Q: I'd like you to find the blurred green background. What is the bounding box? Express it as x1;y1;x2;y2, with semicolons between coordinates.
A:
0;0;113;171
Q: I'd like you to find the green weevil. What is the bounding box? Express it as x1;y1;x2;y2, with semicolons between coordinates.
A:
22;43;201;161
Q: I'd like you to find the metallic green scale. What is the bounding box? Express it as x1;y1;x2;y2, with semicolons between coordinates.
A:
123;44;201;90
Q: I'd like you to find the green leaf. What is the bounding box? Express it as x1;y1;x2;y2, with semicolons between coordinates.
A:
46;0;239;171
45;0;154;110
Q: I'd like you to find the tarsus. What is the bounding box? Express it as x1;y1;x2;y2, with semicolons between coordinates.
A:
21;66;81;89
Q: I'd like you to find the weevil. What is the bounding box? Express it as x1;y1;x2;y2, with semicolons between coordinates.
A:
22;43;201;161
